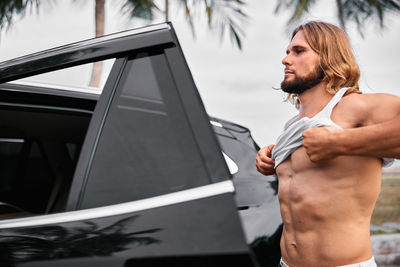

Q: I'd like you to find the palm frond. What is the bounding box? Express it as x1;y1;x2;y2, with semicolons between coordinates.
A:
174;0;247;49
204;0;248;49
229;20;242;49
177;0;196;37
0;0;42;32
274;0;400;36
120;0;247;49
274;0;317;25
342;0;400;36
121;0;160;21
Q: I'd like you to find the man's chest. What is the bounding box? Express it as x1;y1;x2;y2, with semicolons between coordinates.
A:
276;145;351;176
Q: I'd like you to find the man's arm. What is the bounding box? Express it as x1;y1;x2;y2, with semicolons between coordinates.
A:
303;93;400;162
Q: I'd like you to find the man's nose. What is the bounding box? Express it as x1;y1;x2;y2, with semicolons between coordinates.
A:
282;54;291;66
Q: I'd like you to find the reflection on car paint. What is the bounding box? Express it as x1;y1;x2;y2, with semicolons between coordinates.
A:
0;215;162;266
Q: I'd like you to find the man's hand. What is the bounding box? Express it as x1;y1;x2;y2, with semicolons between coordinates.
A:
256;144;276;175
302;126;341;162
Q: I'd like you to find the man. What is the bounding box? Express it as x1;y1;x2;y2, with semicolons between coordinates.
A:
255;21;400;267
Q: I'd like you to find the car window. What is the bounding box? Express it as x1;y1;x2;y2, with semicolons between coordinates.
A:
76;52;218;209
0;138;53;216
16;59;115;92
0;88;93;219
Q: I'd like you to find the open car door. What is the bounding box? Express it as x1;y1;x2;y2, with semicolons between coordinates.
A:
0;23;269;266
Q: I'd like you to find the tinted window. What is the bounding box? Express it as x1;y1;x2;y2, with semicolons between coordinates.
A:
79;53;215;208
121;54;163;102
0;139;53;214
0;92;93;218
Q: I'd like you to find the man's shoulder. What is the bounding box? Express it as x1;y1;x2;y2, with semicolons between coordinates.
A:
340;91;400;108
336;92;369;114
338;92;400;125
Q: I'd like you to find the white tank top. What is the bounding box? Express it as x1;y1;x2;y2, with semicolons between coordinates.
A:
271;87;394;168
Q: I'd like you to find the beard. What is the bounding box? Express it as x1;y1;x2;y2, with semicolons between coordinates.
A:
281;66;325;94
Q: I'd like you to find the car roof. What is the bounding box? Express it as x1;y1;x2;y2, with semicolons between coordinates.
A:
0;23;173;84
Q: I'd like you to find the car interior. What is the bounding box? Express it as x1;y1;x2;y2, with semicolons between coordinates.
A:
0;88;93;219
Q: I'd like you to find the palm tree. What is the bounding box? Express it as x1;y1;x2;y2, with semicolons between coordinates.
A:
0;0;248;87
89;0;105;87
274;0;400;34
90;0;247;86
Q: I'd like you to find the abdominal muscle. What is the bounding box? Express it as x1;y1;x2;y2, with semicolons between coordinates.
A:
277;147;382;267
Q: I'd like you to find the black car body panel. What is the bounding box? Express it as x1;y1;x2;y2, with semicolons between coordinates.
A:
0;23;281;266
1;192;253;266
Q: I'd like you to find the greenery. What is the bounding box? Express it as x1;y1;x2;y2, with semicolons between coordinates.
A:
123;0;248;49
370;229;400;235
0;0;248;49
274;0;400;36
371;177;400;227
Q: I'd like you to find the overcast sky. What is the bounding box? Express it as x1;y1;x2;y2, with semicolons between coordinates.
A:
0;0;399;148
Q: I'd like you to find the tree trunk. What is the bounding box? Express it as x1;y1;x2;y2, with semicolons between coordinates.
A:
336;0;346;32
89;0;105;88
165;0;169;22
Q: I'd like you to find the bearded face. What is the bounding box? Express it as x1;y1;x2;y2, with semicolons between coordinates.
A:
281;64;325;95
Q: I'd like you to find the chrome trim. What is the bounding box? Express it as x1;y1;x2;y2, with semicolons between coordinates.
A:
90;23;171;43
210;120;223;128
0;180;235;229
0;138;24;143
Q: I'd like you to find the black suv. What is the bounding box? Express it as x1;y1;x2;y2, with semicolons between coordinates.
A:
0;23;282;267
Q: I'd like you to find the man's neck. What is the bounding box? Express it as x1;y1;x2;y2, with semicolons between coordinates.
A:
298;82;332;118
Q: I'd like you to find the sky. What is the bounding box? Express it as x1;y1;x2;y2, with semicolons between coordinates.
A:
0;0;399;148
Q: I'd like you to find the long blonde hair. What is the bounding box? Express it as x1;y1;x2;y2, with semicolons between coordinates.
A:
287;21;361;108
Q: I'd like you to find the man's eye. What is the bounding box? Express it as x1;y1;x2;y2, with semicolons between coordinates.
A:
295;49;304;54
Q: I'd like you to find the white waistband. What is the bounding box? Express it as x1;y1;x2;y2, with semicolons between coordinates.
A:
280;257;377;267
337;256;377;267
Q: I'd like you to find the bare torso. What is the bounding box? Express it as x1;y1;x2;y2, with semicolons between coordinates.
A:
277;94;382;266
